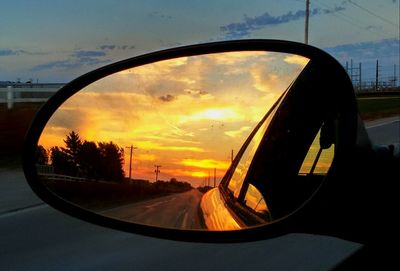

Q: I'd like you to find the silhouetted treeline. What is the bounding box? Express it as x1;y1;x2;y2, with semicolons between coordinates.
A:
37;131;124;182
153;178;192;193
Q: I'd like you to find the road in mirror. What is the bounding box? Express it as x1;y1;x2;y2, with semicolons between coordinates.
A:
36;51;312;230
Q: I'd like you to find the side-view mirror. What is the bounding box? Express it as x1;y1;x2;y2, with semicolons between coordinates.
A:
24;40;363;243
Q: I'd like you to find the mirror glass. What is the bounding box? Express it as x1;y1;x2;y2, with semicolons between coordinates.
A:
35;51;327;230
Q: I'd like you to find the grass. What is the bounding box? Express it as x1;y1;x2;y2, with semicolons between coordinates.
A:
357;97;400;120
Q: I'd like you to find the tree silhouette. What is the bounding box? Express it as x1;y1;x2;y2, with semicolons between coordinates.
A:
50;146;73;175
47;131;124;182
78;140;102;179
62;131;81;171
98;141;124;182
35;145;48;165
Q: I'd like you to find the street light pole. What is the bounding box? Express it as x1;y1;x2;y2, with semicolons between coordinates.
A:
214;168;216;187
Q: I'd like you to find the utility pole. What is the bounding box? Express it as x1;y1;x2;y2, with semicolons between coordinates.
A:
376;60;379;90
305;0;310;44
359;62;362;90
125;145;137;180
350;59;353;81
154;165;161;182
346;59;362;91
213;168;216;187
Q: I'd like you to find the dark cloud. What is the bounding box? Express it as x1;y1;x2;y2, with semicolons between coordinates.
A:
324;38;398;62
221;6;345;39
322;6;345;14
99;44;135;51
324;38;399;80
0;49;23;56
184;89;208;96
31;60;81;71
73;50;106;58
148;11;173;20
31;50;110;72
159;40;182;48
50;108;88;132
158;94;175;102
100;45;116;50
0;49;47;57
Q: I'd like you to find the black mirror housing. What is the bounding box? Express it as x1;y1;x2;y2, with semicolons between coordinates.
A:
23;40;361;243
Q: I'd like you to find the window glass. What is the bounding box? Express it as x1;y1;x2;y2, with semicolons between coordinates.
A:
227;104;279;197
244;184;269;215
299;129;334;175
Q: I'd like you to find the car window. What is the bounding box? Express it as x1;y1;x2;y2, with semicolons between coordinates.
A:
227;96;282;198
243;183;269;215
299;129;334;175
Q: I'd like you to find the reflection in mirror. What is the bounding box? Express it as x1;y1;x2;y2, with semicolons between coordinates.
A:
35;51;311;230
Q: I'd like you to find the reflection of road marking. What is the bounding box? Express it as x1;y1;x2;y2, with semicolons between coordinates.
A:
175;207;188;228
366;119;399;129
145;197;176;209
182;212;189;228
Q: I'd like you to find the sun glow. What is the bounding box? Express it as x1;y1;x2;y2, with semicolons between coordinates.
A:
182;108;240;122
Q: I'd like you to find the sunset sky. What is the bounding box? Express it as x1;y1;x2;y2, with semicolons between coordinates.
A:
39;52;309;186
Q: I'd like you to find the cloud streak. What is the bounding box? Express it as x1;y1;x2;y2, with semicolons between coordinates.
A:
73;50;106;58
159;94;176;102
30;45;136;72
0;49;47;57
0;49;25;56
221;6;345;39
99;44;136;51
31;49;110;71
32;60;82;71
324;38;399;62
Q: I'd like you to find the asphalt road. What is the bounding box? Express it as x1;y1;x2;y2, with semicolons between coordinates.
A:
364;116;399;145
0;117;397;271
102;189;204;229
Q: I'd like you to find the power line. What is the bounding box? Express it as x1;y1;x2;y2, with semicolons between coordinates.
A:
347;0;398;28
313;0;395;38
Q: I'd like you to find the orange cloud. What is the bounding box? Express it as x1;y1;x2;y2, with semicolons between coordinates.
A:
180;159;230;170
284;55;309;66
224;126;252;138
136;141;204;152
